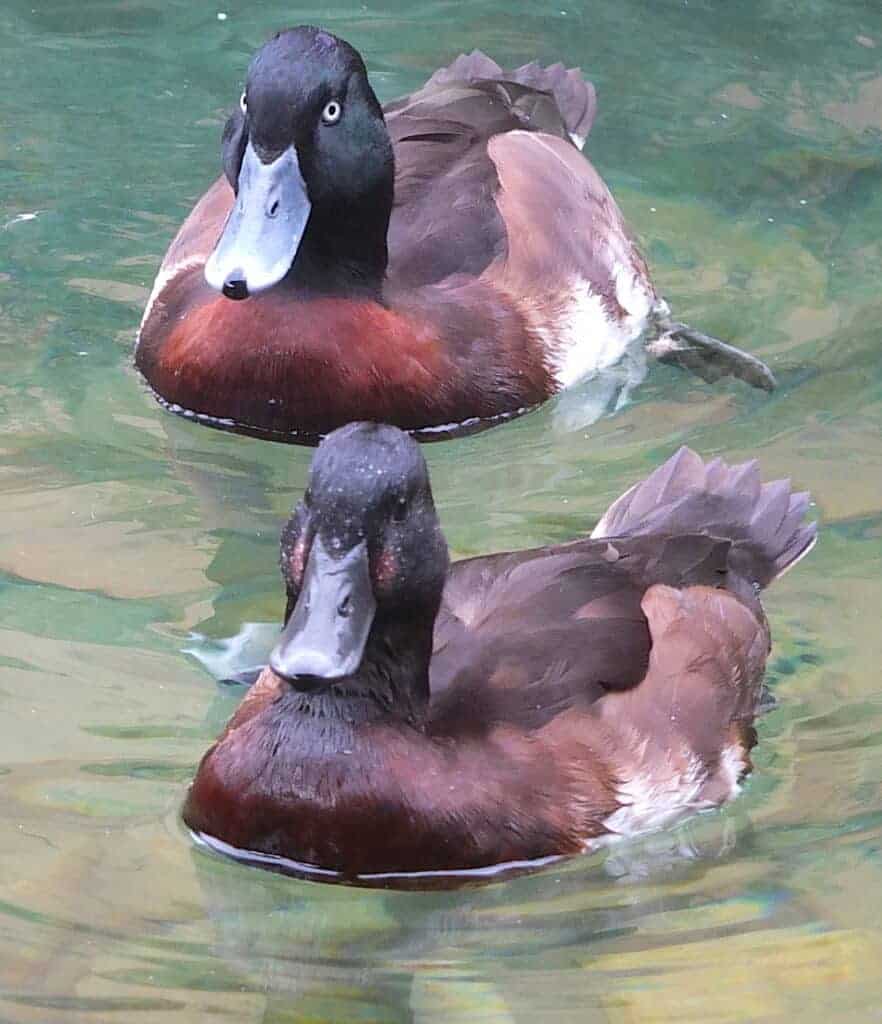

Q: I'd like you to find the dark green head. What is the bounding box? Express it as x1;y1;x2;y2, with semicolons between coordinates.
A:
206;27;394;299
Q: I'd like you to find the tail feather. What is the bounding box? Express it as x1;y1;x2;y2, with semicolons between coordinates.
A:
427;50;596;148
507;60;596;147
425;49;504;87
592;448;817;588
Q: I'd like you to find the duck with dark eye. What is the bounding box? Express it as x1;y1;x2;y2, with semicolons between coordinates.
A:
182;423;815;884
136;26;776;445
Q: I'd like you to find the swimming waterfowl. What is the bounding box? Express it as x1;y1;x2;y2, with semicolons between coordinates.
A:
136;26;775;445
183;423;815;882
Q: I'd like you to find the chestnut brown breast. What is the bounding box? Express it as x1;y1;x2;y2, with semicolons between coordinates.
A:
136;264;552;440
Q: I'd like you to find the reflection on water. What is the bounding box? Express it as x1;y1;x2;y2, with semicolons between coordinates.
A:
2;0;882;1020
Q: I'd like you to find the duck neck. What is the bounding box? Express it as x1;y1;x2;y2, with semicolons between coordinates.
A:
283;183;392;300
285;606;435;732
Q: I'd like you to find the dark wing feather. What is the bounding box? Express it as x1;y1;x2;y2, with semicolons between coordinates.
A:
427;531;748;737
428;545;650;736
384;62;592;289
385;84;528;288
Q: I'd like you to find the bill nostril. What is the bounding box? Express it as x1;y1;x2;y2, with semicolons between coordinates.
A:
222;273;249;301
267;198;280;218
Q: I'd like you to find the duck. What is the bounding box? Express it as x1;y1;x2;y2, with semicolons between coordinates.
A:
182;422;815;882
136;26;775;445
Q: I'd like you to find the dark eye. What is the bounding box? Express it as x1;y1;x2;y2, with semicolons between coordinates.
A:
303;487;312;508
321;99;342;125
239;92;247;114
392;496;407;523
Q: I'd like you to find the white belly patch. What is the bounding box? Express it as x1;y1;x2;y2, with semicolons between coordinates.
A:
550;265;655;390
591;742;747;850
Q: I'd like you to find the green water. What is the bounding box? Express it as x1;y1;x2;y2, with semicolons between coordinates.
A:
2;0;882;1019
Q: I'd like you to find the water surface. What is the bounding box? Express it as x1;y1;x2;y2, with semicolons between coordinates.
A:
2;0;882;1020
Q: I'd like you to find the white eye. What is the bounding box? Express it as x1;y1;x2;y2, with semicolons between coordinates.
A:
239;92;247;114
321;100;342;125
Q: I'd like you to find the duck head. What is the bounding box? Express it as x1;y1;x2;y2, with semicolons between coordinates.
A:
205;27;394;300
269;423;449;719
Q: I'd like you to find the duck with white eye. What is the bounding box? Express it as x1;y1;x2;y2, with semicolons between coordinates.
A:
207;86;346;300
136;26;778;445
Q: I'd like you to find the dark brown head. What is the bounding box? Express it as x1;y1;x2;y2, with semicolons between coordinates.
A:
269;423;449;715
205;26;394;300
